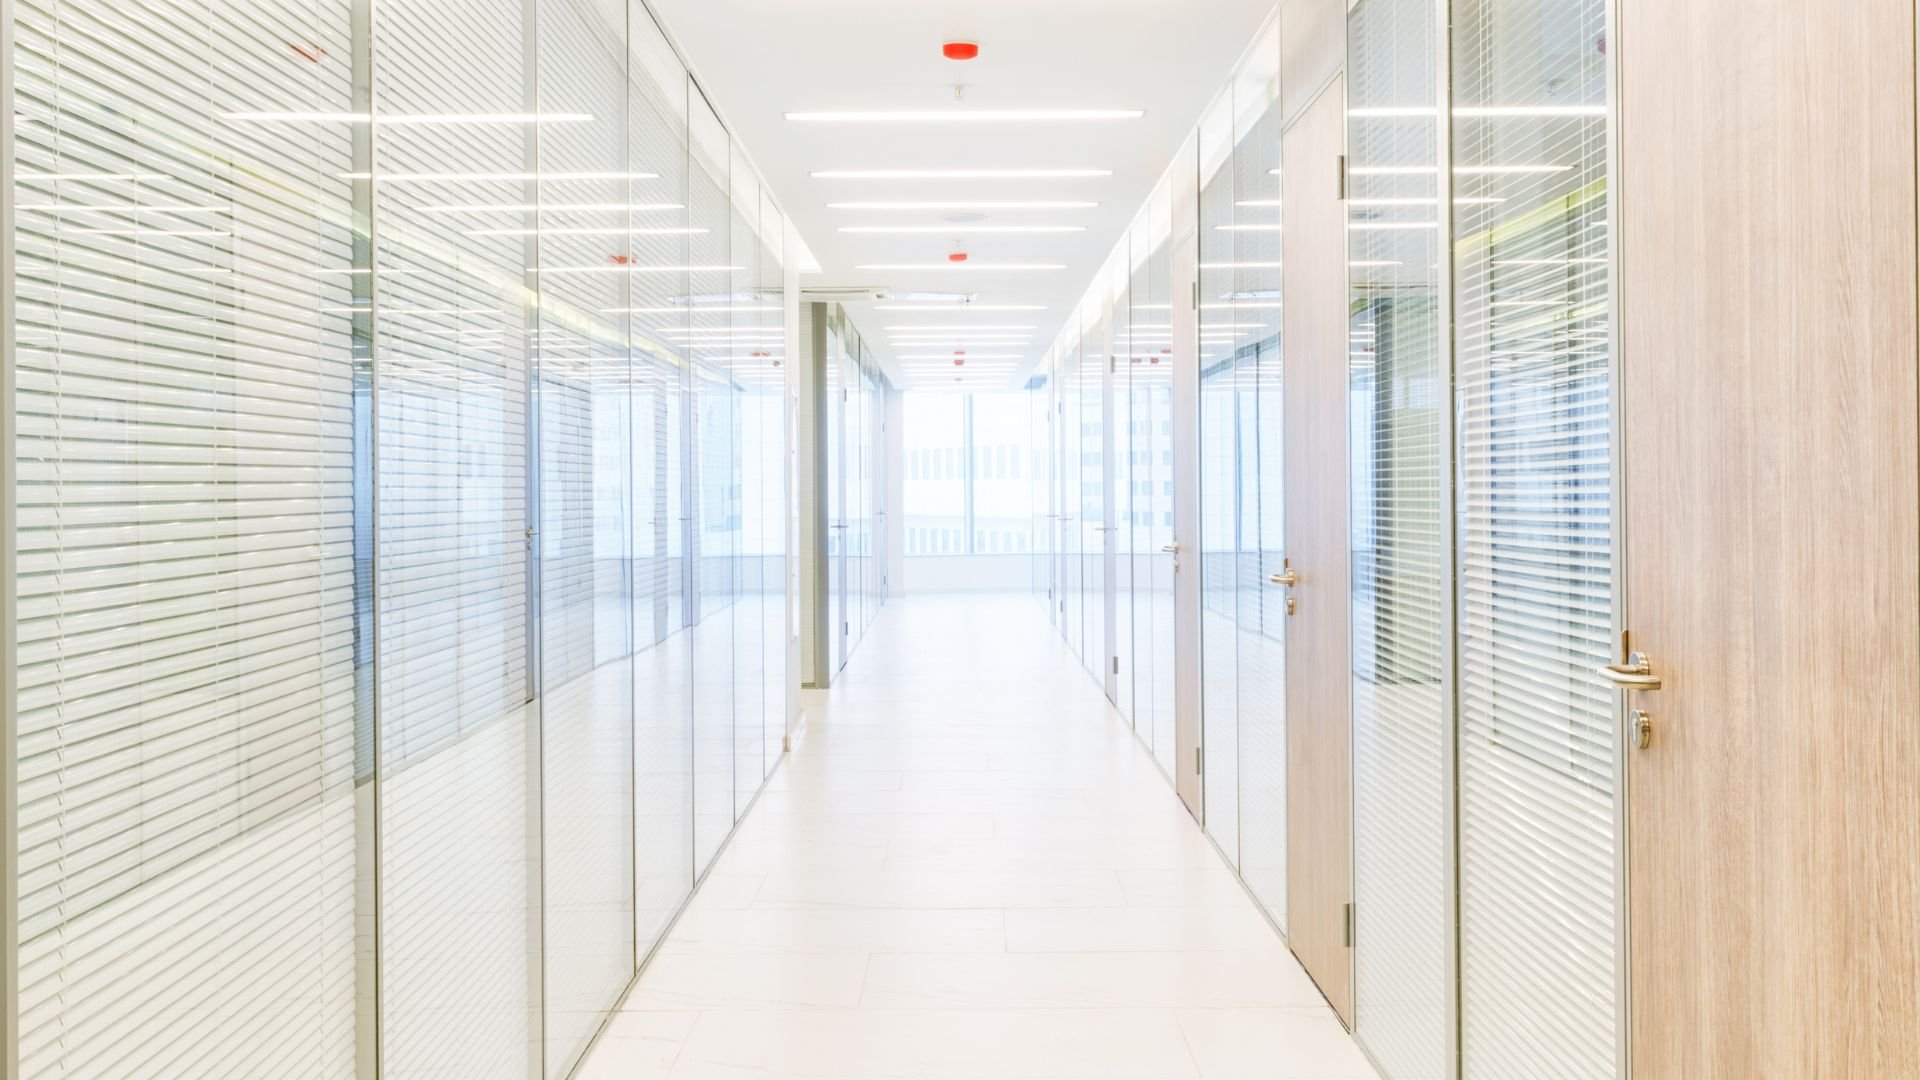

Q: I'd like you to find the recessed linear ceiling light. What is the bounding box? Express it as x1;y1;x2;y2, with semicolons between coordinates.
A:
886;325;1036;331
222;111;593;124
876;304;1047;311
813;168;1112;180
829;201;1097;210
898;355;1024;361
786;109;1144;123
423;202;684;213
858;263;1064;271
840;225;1086;235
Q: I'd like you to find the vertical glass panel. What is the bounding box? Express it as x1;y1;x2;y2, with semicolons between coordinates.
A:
372;0;537;1073
12;0;361;1073
825;329;845;672
535;0;635;1069
1060;334;1082;660
1078;310;1105;681
1347;0;1450;1074
730;146;763;818
1127;217;1156;740
1234;19;1289;932
755;195;787;773
1197;88;1240;862
853;352;872;638
1453;0;1616;1074
628;0;694;960
1107;256;1136;726
688;87;733;874
1145;183;1178;776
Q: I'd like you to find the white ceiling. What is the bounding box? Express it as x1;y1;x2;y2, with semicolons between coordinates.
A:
649;0;1277;391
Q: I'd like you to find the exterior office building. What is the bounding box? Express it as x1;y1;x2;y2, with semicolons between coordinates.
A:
0;0;1915;1077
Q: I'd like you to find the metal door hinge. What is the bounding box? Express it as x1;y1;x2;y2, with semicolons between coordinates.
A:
1111;656;1119;675
1344;902;1354;947
1194;746;1203;775
1336;154;1348;200
1191;280;1200;309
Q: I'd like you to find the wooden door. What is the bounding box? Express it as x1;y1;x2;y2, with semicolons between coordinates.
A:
1173;232;1204;817
1281;74;1352;1026
1618;0;1920;1072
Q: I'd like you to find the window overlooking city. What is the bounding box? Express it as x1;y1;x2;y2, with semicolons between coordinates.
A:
903;392;1037;556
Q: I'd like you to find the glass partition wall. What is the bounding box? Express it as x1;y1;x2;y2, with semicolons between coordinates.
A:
9;0;794;1076
1032;4;1618;1077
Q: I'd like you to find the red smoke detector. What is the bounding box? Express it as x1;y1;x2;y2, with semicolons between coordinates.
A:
943;41;980;61
948;251;969;263
954;358;966;367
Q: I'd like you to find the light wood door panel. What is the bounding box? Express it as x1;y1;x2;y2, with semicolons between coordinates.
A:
1282;74;1353;1027
1619;0;1920;1072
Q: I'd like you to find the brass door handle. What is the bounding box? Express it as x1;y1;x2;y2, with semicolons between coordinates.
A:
1596;651;1662;692
1270;570;1299;587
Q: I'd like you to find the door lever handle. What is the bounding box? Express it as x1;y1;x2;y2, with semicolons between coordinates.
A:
1595;651;1662;692
1270;569;1299;587
1160;542;1180;554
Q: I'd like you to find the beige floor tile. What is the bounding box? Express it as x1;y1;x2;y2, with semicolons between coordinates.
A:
660;908;1006;955
1174;1007;1379;1078
622;953;871;1010
858;951;1330;1010
664;1008;1201;1079
568;1011;697;1080
1003;906;1288;953
751;867;1126;910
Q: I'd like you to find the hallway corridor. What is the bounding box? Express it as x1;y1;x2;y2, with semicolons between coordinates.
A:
574;595;1377;1080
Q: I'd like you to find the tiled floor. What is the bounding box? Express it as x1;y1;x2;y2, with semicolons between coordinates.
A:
573;593;1378;1080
